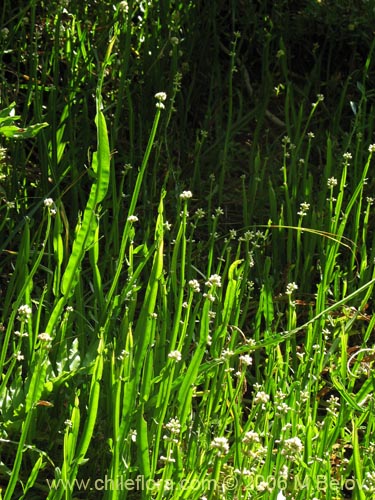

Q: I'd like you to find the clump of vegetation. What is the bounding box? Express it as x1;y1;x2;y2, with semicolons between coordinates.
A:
1;1;375;499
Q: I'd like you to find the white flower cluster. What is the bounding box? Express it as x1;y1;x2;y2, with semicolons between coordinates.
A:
165;417;181;435
210;436;229;457
44;198;56;215
188;279;200;293
205;274;221;288
180;190;193;200
155;92;167;109
17;304;32;321
281;436;304;461
168;350;181;362
127;215;138;223
297;201;310;217
285;282;298;295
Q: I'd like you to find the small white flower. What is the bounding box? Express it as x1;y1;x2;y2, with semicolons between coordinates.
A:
160;450;176;463
205;274;221;288
220;349;234;360
239;354;253;366
168;350;182;362
155;92;167;102
280;465;289;479
241;230;254;242
242;430;260;444
254;391;270;405
127;215;138;223
38;332;52;342
14;330;28;338
203;292;216;302
118;1;128;12
327;177;338;188
165;418;180;434
188;279;201;293
297;201;310;217
195;208;205;218
14;351;24;361
44;198;54;207
210;436;229;456
117;349;129;361
286;282;298;295
17;304;32;320
180;190;193;200
257;481;270;492
276;402;291;415
281;436;304;460
368;144;375;153
343;152;352;161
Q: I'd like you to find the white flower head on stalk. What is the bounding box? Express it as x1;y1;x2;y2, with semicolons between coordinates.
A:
127;215;138;223
14;330;28;338
205;274;222;288
297;201;310;217
165;417;181;435
180;190;193;200
44;198;54;208
220;349;234;361
368;144;375;153
242;430;261;444
281;436;304;461
195;208;205;219
14;351;24;361
327;177;337;188
17;304;32;321
118;1;128;13
254;391;270;406
239;354;253;367
286;282;298;295
44;197;56;215
168;350;182;362
155;91;167;109
210;436;229;457
38;332;52;342
160;450;176;464
188;279;200;293
313;93;324;105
